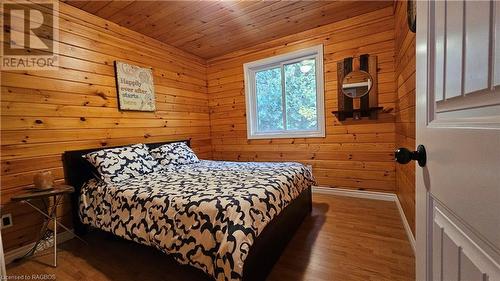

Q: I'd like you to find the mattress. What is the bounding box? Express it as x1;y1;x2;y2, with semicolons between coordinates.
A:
79;160;315;281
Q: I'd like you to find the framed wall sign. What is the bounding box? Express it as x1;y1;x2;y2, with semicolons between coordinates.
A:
114;61;156;111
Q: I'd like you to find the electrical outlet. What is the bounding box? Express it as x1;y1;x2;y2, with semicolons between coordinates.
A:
1;213;13;229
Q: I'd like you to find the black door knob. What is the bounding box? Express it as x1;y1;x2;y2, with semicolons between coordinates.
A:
395;145;426;167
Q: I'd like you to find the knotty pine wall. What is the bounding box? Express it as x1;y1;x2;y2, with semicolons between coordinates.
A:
1;3;210;252
1;3;412;253
394;1;416;235
207;7;397;192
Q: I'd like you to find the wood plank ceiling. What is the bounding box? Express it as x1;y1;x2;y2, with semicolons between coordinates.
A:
64;1;393;59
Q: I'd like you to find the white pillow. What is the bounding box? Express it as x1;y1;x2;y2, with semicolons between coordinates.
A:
149;142;199;168
83;144;160;183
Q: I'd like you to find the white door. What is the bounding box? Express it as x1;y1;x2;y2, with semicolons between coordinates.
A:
414;0;500;280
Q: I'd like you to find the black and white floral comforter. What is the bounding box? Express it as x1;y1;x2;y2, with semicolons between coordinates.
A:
79;160;315;281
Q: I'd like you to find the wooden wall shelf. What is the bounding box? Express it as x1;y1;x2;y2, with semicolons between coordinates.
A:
332;106;383;120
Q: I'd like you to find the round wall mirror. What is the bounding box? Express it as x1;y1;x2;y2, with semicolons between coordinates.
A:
341;70;373;98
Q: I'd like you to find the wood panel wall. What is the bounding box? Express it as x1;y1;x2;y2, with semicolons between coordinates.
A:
1;2;413;254
394;1;416;235
0;2;210;252
207;7;397;192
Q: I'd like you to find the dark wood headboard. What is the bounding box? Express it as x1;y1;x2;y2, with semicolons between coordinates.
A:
62;139;190;234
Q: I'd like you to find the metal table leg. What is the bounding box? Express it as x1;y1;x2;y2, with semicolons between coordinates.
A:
14;196;58;264
13;195;85;267
53;195;57;267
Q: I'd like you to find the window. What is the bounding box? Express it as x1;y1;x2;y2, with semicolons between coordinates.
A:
244;45;325;139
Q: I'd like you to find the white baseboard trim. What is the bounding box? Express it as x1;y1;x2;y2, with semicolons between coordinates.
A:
312;186;416;253
394;196;417;253
312;186;395;201
4;230;75;265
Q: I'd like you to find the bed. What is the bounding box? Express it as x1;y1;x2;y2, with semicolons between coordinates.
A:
62;140;313;281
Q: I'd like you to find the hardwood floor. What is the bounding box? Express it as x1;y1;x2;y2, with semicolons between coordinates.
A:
6;194;415;281
268;194;415;281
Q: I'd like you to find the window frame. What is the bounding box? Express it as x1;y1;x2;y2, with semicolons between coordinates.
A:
243;44;325;139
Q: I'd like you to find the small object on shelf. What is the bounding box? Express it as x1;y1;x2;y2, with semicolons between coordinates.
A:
33;170;54;190
332;107;383;120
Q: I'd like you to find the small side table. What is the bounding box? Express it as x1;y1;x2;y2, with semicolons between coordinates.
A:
11;185;80;267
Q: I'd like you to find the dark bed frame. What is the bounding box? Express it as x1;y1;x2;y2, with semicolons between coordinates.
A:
62;140;312;281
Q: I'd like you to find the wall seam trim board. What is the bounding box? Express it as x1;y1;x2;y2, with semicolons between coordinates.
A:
312;186;416;253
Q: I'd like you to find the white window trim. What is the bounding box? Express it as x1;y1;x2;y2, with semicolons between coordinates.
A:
243;44;325;139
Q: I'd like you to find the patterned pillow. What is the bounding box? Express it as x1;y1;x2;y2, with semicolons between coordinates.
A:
149;142;199;168
83;144;160;183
